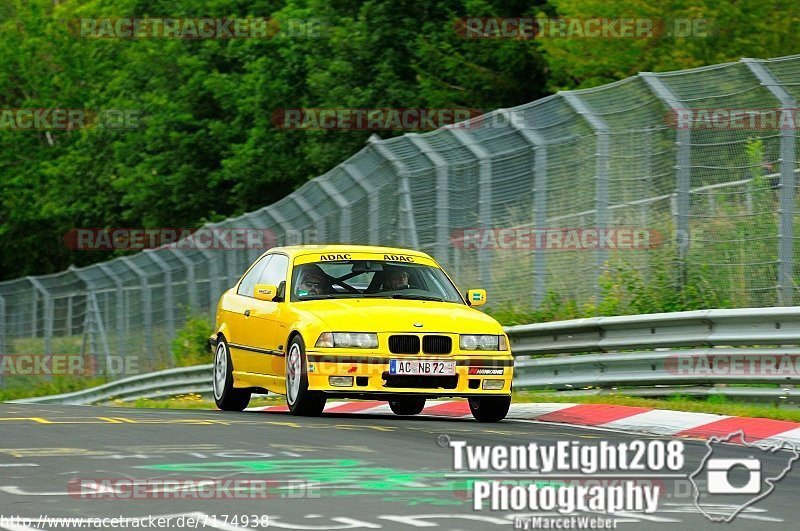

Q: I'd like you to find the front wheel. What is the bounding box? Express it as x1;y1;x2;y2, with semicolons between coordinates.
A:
213;338;251;411
285;335;327;416
389;397;426;416
468;395;511;422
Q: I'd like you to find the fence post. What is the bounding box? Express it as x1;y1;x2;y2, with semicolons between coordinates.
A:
640;73;691;289
144;251;175;344
498;109;548;307
199;248;221;316
742;58;797;306
449;128;493;296
291;192;325;243
239;212;268;263
318;178;353;243
98;263;126;358
263;206;296;248
561;92;610;302
166;249;198;310
0;294;6;358
407;133;450;266
26;277;52;357
342;162;380;245
69;265;111;375
368;136;419;248
119;257;154;367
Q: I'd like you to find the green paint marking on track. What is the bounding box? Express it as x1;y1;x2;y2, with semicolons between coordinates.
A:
141;459;569;506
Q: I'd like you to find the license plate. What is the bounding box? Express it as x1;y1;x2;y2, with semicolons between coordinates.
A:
389;359;456;375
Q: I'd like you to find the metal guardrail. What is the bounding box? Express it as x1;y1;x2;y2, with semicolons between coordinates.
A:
508;306;800;398
11;307;800;405
11;365;212;405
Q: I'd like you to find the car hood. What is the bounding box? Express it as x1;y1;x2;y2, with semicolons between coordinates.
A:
296;298;503;334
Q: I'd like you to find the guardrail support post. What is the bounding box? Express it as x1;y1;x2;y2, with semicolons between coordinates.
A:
561;92;611;304
369;136;419;248
342;162;380;245
318;179;353;244
498;109;549;307
449;128;493;295
120;257;154;367
26;277;52;357
407;133;450;266
641;73;691;289
743;58;797;305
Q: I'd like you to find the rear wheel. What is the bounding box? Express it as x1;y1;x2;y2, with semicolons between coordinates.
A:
468;395;511;422
213;338;251;411
286;335;327;416
389;397;426;416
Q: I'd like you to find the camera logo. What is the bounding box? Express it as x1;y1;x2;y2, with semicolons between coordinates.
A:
706;458;760;494
689;430;798;522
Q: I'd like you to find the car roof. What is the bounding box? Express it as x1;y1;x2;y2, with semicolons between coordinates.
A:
265;244;435;261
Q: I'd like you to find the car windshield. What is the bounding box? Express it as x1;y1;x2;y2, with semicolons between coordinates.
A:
290;260;464;303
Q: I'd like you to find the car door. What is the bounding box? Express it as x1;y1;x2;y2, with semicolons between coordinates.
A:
244;253;290;377
229;254;272;374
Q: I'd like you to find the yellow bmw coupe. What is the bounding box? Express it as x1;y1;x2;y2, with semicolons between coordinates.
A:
210;245;513;421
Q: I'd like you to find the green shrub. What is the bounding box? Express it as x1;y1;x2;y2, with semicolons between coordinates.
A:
171;313;214;367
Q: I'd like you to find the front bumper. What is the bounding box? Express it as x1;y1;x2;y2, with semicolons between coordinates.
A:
304;352;514;396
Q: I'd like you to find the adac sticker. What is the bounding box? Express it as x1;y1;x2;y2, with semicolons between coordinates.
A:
308;363;316;373
472;292;483;301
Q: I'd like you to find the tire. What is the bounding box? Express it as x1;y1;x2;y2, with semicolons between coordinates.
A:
468;395;511;422
389;397;426;416
285;335;327;416
213;337;251;411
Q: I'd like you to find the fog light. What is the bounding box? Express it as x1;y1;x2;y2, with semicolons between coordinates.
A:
482;379;504;390
329;376;354;387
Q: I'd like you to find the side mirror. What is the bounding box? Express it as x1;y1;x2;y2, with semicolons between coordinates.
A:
466;289;487;306
254;284;278;302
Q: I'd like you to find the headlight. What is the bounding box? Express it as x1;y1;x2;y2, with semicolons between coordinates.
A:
460;334;501;351
315;332;378;349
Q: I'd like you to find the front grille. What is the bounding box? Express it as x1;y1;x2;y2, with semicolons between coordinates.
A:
382;373;458;389
422;335;452;354
389;335;420;354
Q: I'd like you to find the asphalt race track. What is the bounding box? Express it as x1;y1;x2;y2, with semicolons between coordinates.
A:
0;404;797;530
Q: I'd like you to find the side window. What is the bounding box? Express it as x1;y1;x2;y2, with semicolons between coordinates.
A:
260;254;289;300
237;255;272;297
